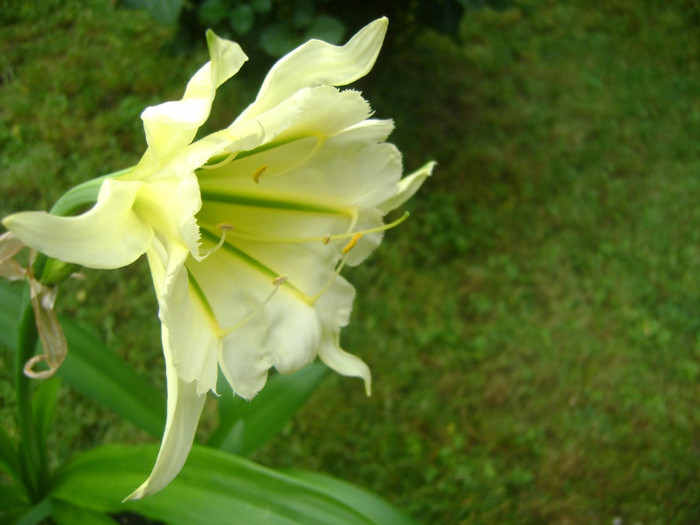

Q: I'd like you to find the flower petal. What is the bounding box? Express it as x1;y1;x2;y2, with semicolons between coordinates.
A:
186;241;324;398
2;179;152;269
140;31;248;160
125;355;207;500
272;86;372;140
199;123;402;213
162;264;220;395
236;18;388;121
318;331;371;396
378;160;436;213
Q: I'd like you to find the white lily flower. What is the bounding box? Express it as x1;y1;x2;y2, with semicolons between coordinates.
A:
2;17;434;498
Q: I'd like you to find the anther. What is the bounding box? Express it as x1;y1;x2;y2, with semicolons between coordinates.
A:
322;234;331;245
217;222;234;232
272;274;289;286
201;223;234;257
341;233;363;254
252;165;268;183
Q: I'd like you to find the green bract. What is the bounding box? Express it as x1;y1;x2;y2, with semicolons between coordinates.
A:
2;18;433;499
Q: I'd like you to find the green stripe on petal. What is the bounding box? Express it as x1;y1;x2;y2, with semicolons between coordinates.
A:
200;189;349;215
186;268;217;321
200;228;279;281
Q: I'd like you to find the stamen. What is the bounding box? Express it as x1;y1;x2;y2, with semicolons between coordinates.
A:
267;135;326;178
252;165;268;183
200;152;237;170
303;214;411;305
200;223;234;257
272;274;289;286
341;233;363;254
306;249;353;305
215;212;410;246
219;274;287;336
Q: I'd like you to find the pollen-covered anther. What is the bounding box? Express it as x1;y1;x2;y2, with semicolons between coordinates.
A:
341;233;363;254
216;222;235;232
272;274;289;286
252;165;268;183
201;223;235;257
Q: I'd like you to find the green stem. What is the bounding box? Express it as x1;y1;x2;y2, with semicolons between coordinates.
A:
15;284;44;501
49;167;132;216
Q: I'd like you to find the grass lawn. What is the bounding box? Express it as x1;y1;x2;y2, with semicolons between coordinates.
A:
1;0;699;523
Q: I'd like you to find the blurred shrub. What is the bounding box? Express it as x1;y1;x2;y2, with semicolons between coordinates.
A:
119;0;507;56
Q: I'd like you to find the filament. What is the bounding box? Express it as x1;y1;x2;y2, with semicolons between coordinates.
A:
200;223;234;257
199;152;237;170
305;246;354;305
217;212;409;246
218;274;288;336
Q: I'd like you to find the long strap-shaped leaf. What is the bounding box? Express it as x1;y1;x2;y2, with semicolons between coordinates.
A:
51;444;412;525
282;469;418;525
209;363;328;456
0;281;165;437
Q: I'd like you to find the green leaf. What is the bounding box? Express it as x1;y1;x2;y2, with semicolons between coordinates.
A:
229;4;254;35
0;281;165;438
291;0;314;29
0;425;22;485
51;444;377;524
121;0;185;25
14;498;53;525
198;0;231;26
260;22;301;57
283;469;418;525
57;322;165;437
208;362;327;456
0;280;20;350
50;500;118;525
251;0;271;13
0;483;30;523
32;377;60;460
304;15;346;45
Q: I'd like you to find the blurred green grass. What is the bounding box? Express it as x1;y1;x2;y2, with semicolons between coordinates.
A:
1;0;700;523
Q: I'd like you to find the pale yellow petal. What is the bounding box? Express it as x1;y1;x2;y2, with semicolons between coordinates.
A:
140;32;248;159
317;331;371;396
161;265;220;395
378;160;436;213
186;242;323;398
2;179;152;269
236;17;388;121
125;357;207;500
